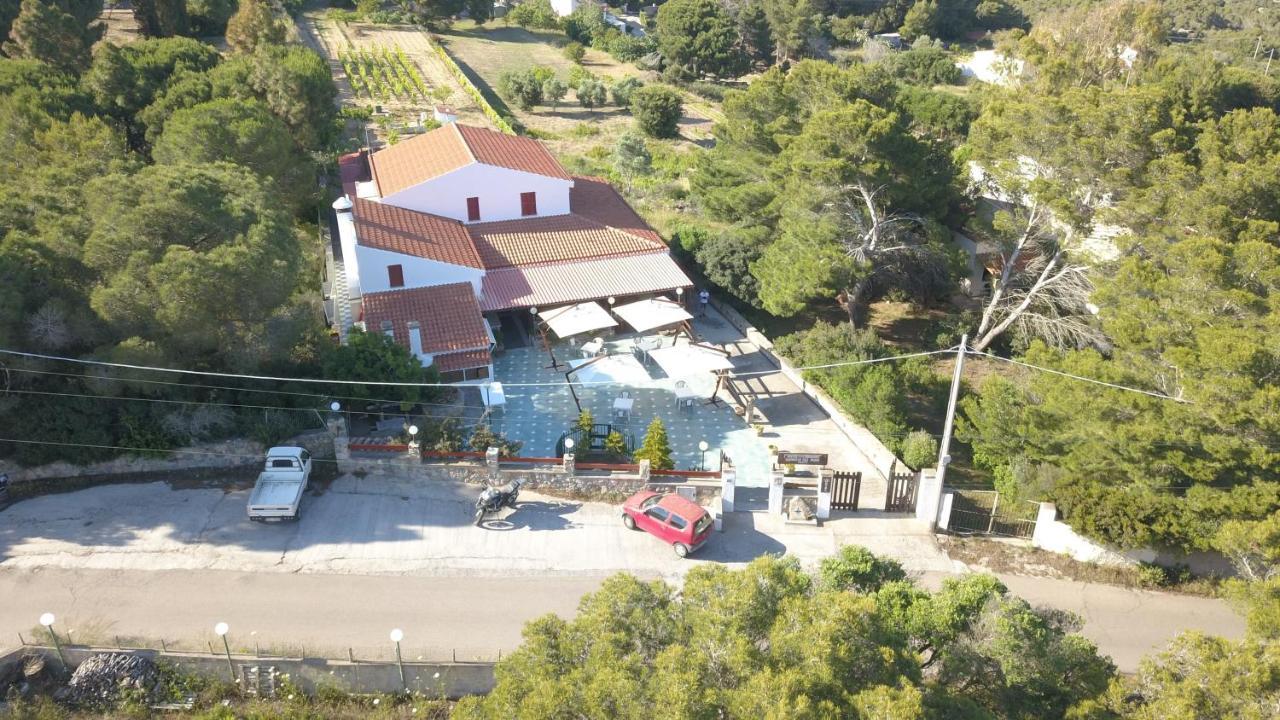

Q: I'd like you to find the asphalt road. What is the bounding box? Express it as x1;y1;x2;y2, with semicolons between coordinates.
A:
0;476;1245;672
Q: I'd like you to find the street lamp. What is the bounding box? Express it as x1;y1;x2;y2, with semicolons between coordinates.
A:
607;296;616;307
329;401;341;413
40;613;65;672
214;622;235;683
698;440;709;472
390;629;406;690
564;437;574;455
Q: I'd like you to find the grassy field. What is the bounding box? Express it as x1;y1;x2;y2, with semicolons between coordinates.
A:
437;21;717;157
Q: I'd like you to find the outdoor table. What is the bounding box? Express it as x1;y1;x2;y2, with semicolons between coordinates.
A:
613;397;635;422
673;384;699;410
580;338;604;358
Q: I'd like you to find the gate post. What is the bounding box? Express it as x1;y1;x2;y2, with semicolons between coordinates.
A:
915;469;943;529
767;469;784;515
721;468;736;513
816;468;832;520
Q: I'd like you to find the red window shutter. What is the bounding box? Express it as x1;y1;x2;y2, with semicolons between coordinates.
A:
520;192;537;216
466;196;480;221
387;264;404;288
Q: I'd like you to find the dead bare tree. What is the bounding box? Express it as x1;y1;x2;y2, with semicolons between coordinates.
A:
971;203;1104;352
832;182;949;328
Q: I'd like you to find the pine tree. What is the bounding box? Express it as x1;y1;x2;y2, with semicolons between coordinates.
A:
4;0;103;74
635;417;673;470
225;0;284;54
604;430;629;458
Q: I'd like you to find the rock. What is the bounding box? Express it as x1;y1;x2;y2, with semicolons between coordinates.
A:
66;653;159;707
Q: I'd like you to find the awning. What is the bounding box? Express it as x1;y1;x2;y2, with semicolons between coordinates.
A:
565;354;655;387
612;296;692;333
479;252;693;311
539;301;618;340
648;343;734;378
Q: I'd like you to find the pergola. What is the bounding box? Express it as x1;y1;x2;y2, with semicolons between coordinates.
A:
533;301;617;369
563;354;654;412
647;342;734;403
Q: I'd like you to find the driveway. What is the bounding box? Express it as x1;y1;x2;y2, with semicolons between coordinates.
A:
0;477;1243;672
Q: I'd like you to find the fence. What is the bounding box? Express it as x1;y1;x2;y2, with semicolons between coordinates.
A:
426;35;519;134
946;490;1038;539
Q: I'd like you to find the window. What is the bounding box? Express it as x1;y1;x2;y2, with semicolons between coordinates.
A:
467;196;480;221
387;264;404;288
644;506;670;523
520;191;537;216
668;514;688;530
380;320;394;338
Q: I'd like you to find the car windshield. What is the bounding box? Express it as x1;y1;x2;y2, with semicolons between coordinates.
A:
639;494;661;510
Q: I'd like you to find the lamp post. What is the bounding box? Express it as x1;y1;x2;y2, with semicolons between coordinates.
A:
698;440;709;472
564;437;574;455
390;629;406;691
40;613;66;672
213;622;235;683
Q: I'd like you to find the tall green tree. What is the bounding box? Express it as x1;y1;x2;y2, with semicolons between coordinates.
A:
321;329;431;407
654;0;746;80
209;45;337;150
3;0;104;74
225;0;284;54
612;131;651;192
152;98;315;212
133;0;189;37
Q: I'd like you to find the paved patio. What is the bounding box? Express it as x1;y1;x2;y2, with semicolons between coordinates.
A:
486;333;775;485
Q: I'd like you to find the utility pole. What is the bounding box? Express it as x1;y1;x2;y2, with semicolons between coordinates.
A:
935;335;967;492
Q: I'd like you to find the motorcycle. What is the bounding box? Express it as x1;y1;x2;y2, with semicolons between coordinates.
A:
474;478;525;526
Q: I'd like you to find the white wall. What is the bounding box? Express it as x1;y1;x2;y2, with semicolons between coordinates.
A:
550;0;578;16
1031;502;1156;566
381;164;573;224
334;203;361;300
354;245;484;295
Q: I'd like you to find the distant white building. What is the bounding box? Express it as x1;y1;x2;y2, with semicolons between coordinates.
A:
549;0;578;16
956;50;1025;86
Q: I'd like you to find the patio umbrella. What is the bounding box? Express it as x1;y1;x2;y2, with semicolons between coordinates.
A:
538;302;618;339
612;296;692;333
647;343;734;377
563;354;655;411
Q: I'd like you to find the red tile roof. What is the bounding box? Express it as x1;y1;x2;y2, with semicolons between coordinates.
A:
479;252;693;311
352;198;484;269
338;151;371;199
369;124;570;197
362;283;490;354
569;176;663;244
434;348;492;372
469;213;664;269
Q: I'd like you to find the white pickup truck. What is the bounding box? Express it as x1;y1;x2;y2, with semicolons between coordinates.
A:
247;447;312;522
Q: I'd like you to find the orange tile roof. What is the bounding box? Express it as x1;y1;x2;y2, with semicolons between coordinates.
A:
468;213;664;269
434;348;492;372
455;125;571;181
369;124;570;197
569;176;663;244
362;283;490;355
352;198;484;269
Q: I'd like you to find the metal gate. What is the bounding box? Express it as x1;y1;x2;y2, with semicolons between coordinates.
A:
885;469;918;513
947;490;1037;538
828;471;861;511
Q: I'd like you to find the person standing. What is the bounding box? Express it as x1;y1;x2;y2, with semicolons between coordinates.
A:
698;288;710;316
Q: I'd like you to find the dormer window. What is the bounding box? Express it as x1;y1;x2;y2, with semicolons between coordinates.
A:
520;192;537;216
387;264;404;288
467;196;480;221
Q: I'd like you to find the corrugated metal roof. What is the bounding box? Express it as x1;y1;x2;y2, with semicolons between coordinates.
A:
479;253;693;311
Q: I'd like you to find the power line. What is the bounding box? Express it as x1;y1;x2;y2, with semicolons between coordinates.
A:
0;346;957;389
964;350;1189;403
1;367;468;410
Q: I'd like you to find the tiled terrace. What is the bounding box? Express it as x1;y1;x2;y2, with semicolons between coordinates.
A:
485;336;774;485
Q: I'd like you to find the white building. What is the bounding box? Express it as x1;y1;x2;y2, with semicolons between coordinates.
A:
329;124;691;381
549;0;578;16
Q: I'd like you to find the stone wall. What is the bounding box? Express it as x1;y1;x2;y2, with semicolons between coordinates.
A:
1;645;494;699
1;431;335;501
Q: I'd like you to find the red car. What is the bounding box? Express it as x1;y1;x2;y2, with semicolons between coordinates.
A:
621;490;713;558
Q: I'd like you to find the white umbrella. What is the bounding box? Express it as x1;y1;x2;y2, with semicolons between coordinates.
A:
647;343;734;378
612;296;692;333
538;302;617;339
565;355;655;387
